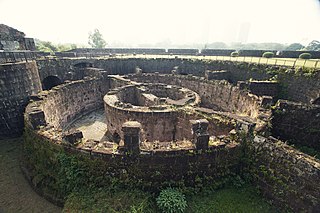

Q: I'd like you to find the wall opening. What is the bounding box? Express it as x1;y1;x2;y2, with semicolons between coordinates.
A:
73;62;93;68
42;76;62;90
312;97;320;105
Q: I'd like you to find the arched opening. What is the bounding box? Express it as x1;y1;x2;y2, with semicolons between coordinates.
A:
42;76;62;90
312;97;320;105
112;132;121;144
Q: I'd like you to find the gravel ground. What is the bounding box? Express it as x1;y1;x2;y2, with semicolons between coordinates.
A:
0;138;61;213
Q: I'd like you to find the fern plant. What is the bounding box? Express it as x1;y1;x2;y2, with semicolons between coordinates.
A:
156;188;187;213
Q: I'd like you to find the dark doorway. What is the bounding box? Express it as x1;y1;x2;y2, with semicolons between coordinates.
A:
312;97;320;105
73;62;93;68
42;76;62;90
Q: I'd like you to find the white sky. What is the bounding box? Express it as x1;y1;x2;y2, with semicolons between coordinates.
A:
0;0;320;46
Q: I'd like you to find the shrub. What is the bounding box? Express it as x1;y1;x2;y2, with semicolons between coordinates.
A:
156;188;187;213
299;53;312;59
262;52;274;58
230;51;239;57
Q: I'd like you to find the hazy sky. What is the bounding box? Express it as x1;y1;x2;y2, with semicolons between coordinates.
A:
1;0;320;46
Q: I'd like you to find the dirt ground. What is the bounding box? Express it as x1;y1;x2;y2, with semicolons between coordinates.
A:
0;138;61;213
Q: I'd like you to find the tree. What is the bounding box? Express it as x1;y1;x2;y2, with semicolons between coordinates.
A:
285;43;304;51
35;39;80;52
35;39;58;52
305;40;320;51
88;29;107;48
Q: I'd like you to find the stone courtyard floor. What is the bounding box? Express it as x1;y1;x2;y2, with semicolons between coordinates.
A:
66;108;108;142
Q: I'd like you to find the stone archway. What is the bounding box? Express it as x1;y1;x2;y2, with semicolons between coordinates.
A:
42;75;62;90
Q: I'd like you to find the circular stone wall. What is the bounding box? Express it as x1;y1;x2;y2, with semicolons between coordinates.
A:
104;83;201;142
0;61;42;138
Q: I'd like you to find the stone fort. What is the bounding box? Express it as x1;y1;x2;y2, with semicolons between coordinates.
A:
0;24;319;212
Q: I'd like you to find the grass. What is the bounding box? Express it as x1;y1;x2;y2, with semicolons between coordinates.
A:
62;185;279;213
187;185;278;213
0;138;280;213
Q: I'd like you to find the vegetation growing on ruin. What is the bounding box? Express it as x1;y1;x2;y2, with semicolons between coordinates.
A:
62;184;279;213
262;52;274;58
22;126;280;212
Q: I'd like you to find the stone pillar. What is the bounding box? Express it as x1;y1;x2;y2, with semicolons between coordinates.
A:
122;121;141;155
190;119;209;150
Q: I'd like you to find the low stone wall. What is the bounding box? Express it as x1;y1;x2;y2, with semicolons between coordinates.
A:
104;103;180;142
0;51;48;64
250;135;320;212
0;61;42;138
127;73;262;118
201;49;235;56
64;48;320;59
248;81;279;97
37;76;110;129
65;48;167;55
167;49;199;55
23;123;242;202
200;49;320;59
271;100;320;150
205;70;231;81
277;71;320;104
37;58;275;85
37;58;320;104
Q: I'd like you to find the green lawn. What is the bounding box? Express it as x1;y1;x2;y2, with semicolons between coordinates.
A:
63;185;280;213
187;186;279;213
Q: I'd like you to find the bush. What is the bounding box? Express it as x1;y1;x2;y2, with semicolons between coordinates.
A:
156;188;187;213
230;51;239;57
262;52;274;58
299;53;312;59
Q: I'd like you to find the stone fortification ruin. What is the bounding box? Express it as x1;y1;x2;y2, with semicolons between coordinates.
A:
0;25;320;212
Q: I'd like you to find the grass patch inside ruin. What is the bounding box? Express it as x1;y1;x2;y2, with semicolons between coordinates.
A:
62;184;279;212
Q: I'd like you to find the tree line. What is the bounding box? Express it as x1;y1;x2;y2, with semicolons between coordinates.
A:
35;29;320;52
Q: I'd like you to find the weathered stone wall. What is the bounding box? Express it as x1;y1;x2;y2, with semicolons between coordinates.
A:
250;135;320;212
127;74;262;118
36;58;273;83
65;48;167;55
40;76;110;129
36;59;81;82
280;50;320;59
37;58;320;104
201;49;235;56
0;51;44;64
277;71;320;104
205;70;231;81
201;49;320;59
271;100;320;150
248;81;279;97
0;61;41;138
64;48;320;59
23;122;242;203
23;78;243;200
104;104;179;142
167;49;199;55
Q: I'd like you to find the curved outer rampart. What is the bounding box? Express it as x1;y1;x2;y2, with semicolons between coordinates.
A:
0;61;41;138
23;74;245;204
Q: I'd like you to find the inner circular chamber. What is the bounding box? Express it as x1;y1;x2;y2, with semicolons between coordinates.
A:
104;83;201;142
